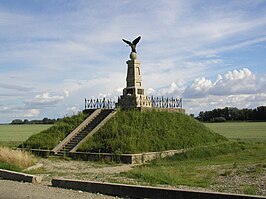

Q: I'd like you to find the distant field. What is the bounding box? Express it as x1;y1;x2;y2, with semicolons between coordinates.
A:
204;122;266;140
0;124;52;147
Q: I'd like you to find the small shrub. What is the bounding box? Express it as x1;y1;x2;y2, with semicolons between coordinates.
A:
0;147;36;170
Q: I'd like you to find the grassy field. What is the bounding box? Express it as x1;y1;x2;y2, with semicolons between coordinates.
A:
118;121;266;196
120;141;266;195
0;124;52;147
204;122;266;140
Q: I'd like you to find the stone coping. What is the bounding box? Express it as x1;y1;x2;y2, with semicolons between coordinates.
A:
52;178;265;199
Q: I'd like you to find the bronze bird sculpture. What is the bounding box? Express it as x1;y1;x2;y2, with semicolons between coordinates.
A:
122;36;141;53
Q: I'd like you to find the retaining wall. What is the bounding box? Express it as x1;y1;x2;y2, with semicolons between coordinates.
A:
28;149;184;164
68;149;184;164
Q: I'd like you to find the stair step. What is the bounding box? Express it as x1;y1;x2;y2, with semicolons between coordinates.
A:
65;145;77;148
55;109;114;154
72;138;83;141
69;139;81;143
65;143;77;147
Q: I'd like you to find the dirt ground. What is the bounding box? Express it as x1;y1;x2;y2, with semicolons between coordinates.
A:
0;158;131;199
1;157;265;198
37;157;135;185
37;157;266;195
0;180;119;199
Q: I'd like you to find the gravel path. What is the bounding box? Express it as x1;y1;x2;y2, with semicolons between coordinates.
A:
0;180;119;199
0;158;130;199
36;158;135;185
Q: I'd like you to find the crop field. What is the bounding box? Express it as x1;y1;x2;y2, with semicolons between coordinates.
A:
204;122;266;140
0;124;52;147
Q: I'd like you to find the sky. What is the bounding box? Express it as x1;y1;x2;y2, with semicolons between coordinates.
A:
0;0;266;123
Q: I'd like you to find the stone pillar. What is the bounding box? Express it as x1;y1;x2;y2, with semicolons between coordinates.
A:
118;52;152;109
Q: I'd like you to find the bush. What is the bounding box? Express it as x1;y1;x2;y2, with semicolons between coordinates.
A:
211;117;226;122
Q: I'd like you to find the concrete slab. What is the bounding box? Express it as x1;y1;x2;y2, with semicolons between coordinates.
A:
0;169;42;184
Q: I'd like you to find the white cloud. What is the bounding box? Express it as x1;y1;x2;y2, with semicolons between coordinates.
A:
184;93;266;115
184;78;213;98
25;92;68;107
147;81;185;98
0;83;34;92
182;68;266;114
64;90;69;97
98;87;123;101
66;106;80;115
0;105;40;121
22;109;40;117
184;68;257;98
135;68;266;115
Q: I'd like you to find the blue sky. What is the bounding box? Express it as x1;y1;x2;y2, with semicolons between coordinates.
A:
0;0;266;123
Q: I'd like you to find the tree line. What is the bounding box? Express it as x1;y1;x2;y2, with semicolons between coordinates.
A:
10;117;58;125
196;106;266;122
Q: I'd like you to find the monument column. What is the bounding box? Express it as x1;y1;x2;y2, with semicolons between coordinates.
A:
123;58;144;96
118;36;151;109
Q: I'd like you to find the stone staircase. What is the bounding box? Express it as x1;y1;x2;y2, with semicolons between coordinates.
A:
52;109;115;156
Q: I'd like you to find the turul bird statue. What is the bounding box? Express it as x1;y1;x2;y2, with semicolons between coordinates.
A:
122;36;141;53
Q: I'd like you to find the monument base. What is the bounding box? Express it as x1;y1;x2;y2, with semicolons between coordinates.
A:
117;94;152;109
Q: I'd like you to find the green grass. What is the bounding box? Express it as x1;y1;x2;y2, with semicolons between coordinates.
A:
0;162;22;172
0;124;52;147
204;122;266;141
78;110;226;153
120;141;266;189
118;121;266;195
21;112;87;149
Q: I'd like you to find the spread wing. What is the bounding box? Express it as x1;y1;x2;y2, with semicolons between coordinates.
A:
132;36;141;45
122;39;132;45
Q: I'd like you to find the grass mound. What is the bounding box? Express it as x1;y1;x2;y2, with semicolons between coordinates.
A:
78;110;227;153
0;147;36;171
20;112;87;149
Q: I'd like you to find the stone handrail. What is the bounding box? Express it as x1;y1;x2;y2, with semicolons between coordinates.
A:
70;110;117;152
52;109;101;154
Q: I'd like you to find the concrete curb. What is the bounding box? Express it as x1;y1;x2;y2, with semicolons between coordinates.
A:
0;169;42;184
28;148;185;164
52;178;266;199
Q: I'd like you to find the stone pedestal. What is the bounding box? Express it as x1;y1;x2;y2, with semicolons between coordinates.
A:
118;53;151;109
